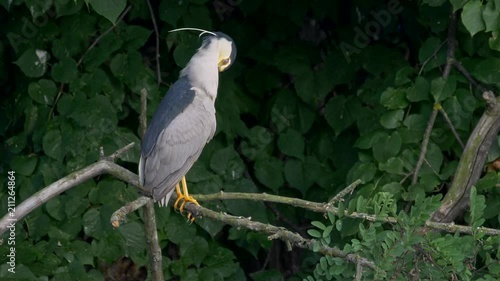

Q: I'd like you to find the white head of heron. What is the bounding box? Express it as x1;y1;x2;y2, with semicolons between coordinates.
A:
178;32;236;100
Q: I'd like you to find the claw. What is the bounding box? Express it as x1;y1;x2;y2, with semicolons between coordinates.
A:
173;176;200;222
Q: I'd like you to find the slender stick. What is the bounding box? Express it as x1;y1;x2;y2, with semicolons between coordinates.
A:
139;88;163;281
145;0;162;85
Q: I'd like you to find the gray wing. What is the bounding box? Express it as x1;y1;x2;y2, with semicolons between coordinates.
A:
139;86;216;202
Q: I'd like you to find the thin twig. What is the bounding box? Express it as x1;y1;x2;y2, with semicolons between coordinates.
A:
412;108;438;184
418;39;447;76
111;196;150;228
77;6;132;66
413;10;457;185
328;179;362;204
145;0;161;85
183;203;380;271
452;60;488;93
138;87;163;281
50;6;132;119
355;258;363;281
108;142;137;161
442;10;456;78
438;107;465;149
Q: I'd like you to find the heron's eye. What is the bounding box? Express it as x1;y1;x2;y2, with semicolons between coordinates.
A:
221;58;230;65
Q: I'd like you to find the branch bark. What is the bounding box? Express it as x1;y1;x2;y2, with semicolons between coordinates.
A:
431;92;500;222
139;88;164;281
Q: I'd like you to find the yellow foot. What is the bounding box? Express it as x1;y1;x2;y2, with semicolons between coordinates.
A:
173;176;200;222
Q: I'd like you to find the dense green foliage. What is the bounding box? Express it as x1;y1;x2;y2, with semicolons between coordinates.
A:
1;0;500;280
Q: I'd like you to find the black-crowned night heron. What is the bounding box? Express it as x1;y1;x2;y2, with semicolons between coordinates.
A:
139;31;236;220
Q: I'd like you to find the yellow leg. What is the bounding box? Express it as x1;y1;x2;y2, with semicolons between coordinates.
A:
173;176;200;222
173;183;182;210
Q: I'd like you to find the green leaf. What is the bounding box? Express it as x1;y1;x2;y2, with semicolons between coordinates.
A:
431;77;456;103
489;31;500;52
311;221;326;231
51;57;78;83
422;0;446;7
380;87;409;109
28;79;57;105
159;0;188;26
307;229;322;238
25;0;53;18
254;157;284;191
379;157;405;175
210;147;245;181
277;128;305;159
450;0;467;12
10;155;38;176
118;222;147;258
46;197;65;221
462;0;486;36
284;159;314;195
373;131;402;163
483;0;500;32
294;68;334;106
395;66;416;86
406;76;430;102
82;208;104;239
123;25;153;50
14;49;49;78
324;95;362;135
470;186;486;228
347;162;377;184
43;128;64;161
86;0;126;23
380;109;404;129
250;270;284;281
473;58;500;84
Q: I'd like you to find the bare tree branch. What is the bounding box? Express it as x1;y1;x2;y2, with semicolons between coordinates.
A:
412;108;438;184
438;107;465;150
139;88;163;281
431;92;500;222
145;0;162;85
77;6;132;66
182;203;380;271
0;144;137;235
413;10;457;185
